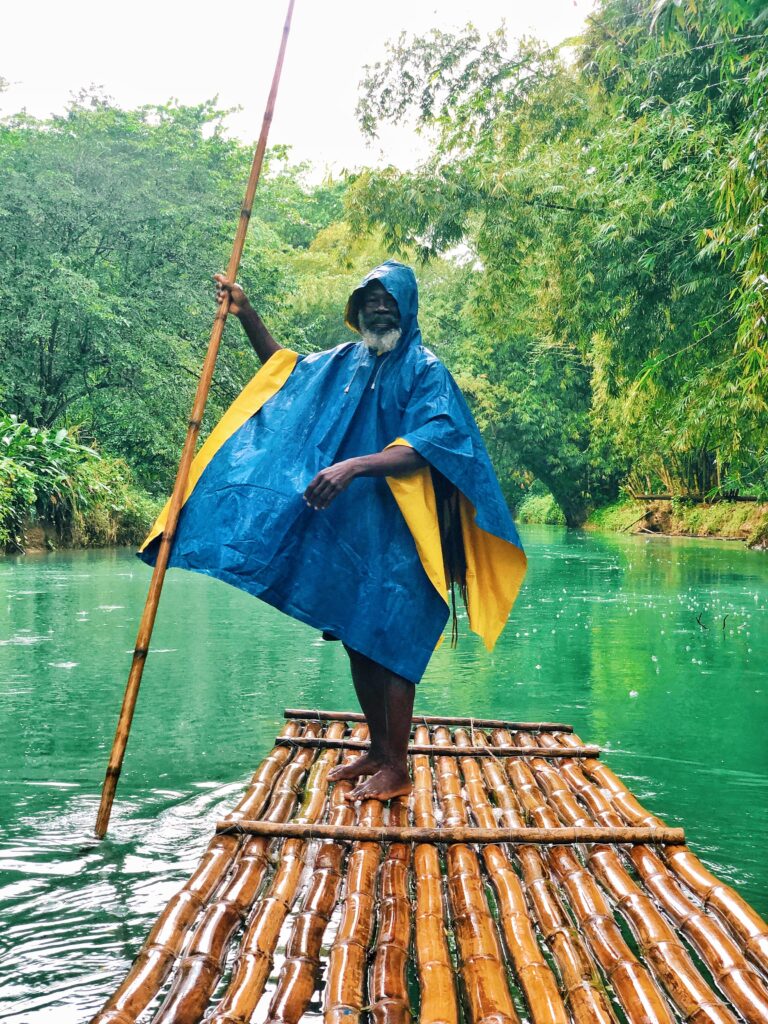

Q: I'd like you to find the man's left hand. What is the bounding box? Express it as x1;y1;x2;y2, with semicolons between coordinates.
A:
304;459;360;510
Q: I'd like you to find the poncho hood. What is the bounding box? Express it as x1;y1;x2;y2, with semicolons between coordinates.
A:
344;259;420;348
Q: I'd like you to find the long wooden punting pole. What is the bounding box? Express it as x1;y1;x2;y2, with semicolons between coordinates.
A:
94;0;296;838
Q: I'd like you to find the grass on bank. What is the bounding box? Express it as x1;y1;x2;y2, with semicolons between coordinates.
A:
518;487;768;547
586;498;649;532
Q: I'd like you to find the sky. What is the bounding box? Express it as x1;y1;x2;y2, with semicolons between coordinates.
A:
1;0;596;172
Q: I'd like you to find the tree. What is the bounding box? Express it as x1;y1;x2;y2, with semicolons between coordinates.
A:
347;2;768;517
0;96;343;490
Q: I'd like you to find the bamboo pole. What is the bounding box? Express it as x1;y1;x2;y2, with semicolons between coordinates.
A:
477;737;618;1023
369;798;412;1024
275;736;599;757
451;728;569;1024
557;733;768;1018
148;721;327;1024
433;725;520;1024
560;730;768;973
519;731;738;1024
89;722;304;1024
94;0;297;839
411;725;459;1024
493;728;676;1023
284;708;573;731
324;798;383;1024
263;725;367;1024
204;721;345;1024
569;735;768;975
215;820;685;845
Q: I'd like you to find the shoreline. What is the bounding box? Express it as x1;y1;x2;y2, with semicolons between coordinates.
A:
6;499;768;556
520;496;768;550
590;498;768;550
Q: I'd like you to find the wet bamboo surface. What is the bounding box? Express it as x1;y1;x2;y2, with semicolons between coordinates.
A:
93;711;768;1024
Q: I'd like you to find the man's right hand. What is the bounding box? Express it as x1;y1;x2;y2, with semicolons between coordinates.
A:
214;273;249;317
215;271;282;365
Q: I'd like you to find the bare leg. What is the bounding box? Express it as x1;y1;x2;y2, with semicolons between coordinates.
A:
328;647;388;782
337;647;414;801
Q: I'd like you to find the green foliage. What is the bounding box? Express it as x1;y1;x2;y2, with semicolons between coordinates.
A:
68;455;161;547
0;96;342;491
0;413;158;551
587;498;649;532
349;1;768;519
665;498;756;538
3;6;768;540
585;493;767;542
517;492;567;526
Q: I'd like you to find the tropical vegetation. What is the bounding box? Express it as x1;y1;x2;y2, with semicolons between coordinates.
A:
1;0;766;549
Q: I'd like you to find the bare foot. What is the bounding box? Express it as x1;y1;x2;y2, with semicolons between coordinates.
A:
345;766;413;802
328;752;384;783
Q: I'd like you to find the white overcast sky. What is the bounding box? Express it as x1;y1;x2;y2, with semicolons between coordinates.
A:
1;0;596;172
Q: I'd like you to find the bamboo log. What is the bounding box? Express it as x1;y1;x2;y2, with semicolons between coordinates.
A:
263;725;367;1024
411;726;459;1024
283;708;573;731
524;732;738;1024
275;736;599;757
369;798;412;1024
152;721;334;1024
203;722;346;1024
493;729;676;1023
564;733;768;976
324;798;383;1024
564;730;768;964
94;0;297;839
452;728;569;1024
477;738;617;1023
215;820;685;845
89;722;304;1024
433;725;520;1024
555;734;768;1020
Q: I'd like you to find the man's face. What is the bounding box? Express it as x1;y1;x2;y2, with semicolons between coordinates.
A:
359;281;401;336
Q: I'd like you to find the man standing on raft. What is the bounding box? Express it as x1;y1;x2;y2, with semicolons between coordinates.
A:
139;261;526;801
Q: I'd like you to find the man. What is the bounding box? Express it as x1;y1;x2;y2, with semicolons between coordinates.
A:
140;261;526;800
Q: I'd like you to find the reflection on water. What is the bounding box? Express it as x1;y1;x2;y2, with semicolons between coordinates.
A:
1;527;767;1020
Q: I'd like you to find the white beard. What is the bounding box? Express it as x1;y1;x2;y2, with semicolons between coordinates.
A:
359;325;402;353
358;308;402;353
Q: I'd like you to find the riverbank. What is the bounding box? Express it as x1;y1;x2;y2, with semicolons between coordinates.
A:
517;493;768;548
0;413;160;554
12;493;768;555
18;508;155;553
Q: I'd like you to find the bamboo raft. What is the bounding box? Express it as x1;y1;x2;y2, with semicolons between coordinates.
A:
92;709;768;1024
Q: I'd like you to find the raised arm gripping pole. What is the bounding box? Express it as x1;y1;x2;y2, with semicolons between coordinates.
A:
95;0;296;838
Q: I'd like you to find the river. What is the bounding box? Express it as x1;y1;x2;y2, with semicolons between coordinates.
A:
1;525;766;1020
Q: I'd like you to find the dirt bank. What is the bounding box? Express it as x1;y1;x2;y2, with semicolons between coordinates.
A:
585;498;768;548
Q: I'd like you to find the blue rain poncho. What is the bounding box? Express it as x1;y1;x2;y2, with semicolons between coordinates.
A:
140;261;526;682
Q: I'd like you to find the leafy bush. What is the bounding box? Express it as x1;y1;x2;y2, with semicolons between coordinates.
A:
69;456;160;547
0;413;159;551
516;492;566;526
0;458;36;549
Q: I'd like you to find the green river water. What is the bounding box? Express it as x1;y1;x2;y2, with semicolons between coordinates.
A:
0;525;766;1021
